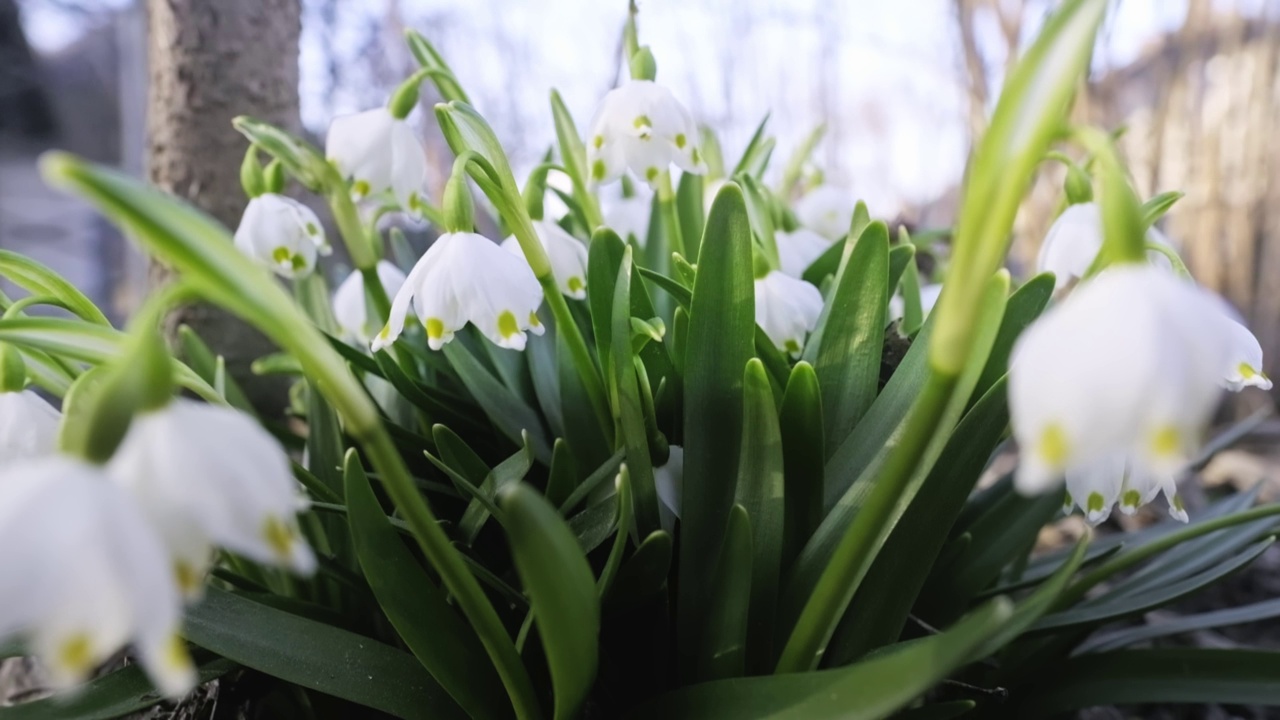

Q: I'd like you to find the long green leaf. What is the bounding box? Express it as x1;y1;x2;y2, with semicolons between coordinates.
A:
779;361;824;569
1080;596;1280;654
0;249;110;325
443;340;551;463
813;221;888;450
604;530;673;614
612;247;661;535
735;359;785;673
184;587;466;719
344;451;509;720
678;182;756;681
627;599;1013;719
499;483;600;720
702;504;754;681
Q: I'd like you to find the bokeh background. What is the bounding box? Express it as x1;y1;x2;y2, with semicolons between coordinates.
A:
3;0;1280;365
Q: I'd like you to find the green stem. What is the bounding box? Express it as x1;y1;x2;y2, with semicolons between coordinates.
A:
1055;503;1280;609
325;166;379;270
657;171;685;258
1144;241;1192;279
575;178;605;231
775;370;958;673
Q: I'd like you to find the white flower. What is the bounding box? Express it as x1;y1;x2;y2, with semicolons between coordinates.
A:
794;185;855;241
234;194;330;278
654;445;684;534
1221;316;1272;391
1010;266;1233;513
332;261;409;342
503;221;588;299
1037;202;1174;291
0;456;194;696
0;390;61;467
586;80;704;186
603;195;652;247
1062;456;1185;524
889;284;943;324
326;107;427;217
108;399;316;599
755;271;824;357
373;232;545;352
776;228;834;278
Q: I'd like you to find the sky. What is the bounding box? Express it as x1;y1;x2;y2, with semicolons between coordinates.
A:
18;0;1202;215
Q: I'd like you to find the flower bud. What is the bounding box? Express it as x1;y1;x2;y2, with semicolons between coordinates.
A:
240;146;264;199
630;46;657;81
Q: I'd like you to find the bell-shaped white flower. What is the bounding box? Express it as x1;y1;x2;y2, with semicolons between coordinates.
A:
603;195;652;247
503;221;588;300
332;261;409;342
0;456;194;696
1061;455;1186;524
755;271;824;357
1037;202;1174;291
794;185;855;241
0;389;61;467
1011;266;1233;506
654;445;684;534
1221;316;1272;391
108;399;316;599
776;228;834;278
586;80;705;186
326;108;427;217
373;232;545;352
234;194;330;278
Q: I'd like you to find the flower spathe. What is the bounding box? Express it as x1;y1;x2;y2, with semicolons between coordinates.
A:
0;389;61;468
326;107;427;218
1010;265;1233;517
776;227;834;278
794;185;855;241
233;194;330;278
332;261;409;342
503;221;588;299
1037;202;1173;291
0;456;194;696
109;399;316;599
755;270;823;357
586;80;704;186
373;232;545;352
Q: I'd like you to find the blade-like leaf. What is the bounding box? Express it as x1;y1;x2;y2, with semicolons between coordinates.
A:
779;361;824;569
443;340;551;463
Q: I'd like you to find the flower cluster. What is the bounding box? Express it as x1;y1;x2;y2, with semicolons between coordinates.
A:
0;387;313;696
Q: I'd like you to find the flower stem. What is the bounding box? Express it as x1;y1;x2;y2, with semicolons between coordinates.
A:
656;171;685;258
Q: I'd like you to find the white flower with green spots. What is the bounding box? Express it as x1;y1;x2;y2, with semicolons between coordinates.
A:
794;185;855;241
755;270;823;357
108;399;316;600
586;80;704;187
1221;316;1272;391
1061;456;1186;525
325;107;428;218
603;195;652;247
1010;265;1233;518
233;193;330;278
1037;202;1175;291
776;227;834;278
503;221;588;300
0;456;195;697
373;232;545;352
332;261;409;342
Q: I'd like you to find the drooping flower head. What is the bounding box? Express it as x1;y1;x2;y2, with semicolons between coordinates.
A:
1010;266;1233;519
373;232;545;352
776;227;835;278
755;270;824;357
1037;202;1174;291
586;80;705;187
233;194;331;278
0;389;61;468
0;457;195;697
794;185;855;241
108;399;316;599
332;261;409;342
503;221;588;300
326;107;428;218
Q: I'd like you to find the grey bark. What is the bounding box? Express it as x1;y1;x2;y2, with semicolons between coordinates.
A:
146;0;302;416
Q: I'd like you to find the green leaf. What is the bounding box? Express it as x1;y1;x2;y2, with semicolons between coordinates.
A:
735;359;785;673
550;90;588;200
969;273;1054;405
0;249;111;325
1080;596;1280;654
678;182;756;681
612;247;662;535
676;172;706;261
499;483;600;720
731;114;772;178
827;377;1012;663
184;587;466;719
811;221;889;449
1140;190;1184;226
887;243;915;298
801;201;870;286
779;362;824;569
1014;649;1280;715
627;599;1013;720
407;30;471;104
344;452;509;720
893;701;976;720
703;504;754;681
0;656;236;720
459;437;534;544
442;340;551;463
604;530;674;614
546;438;579;509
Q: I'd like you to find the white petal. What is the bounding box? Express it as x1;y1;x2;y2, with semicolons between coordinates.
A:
603;195;652;247
776;228;834;278
0;390;61;468
448;233;544;350
1038;202;1177;291
389;121;428;218
527;222;588;299
794;185;855;241
334;262;408;342
1220;316;1271;391
325;108;396;199
232;195;320;278
755;271;823;356
1064;455;1126;525
654;445;684;534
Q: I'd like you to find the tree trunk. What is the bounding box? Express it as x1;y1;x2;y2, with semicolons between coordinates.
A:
146;0;301;415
